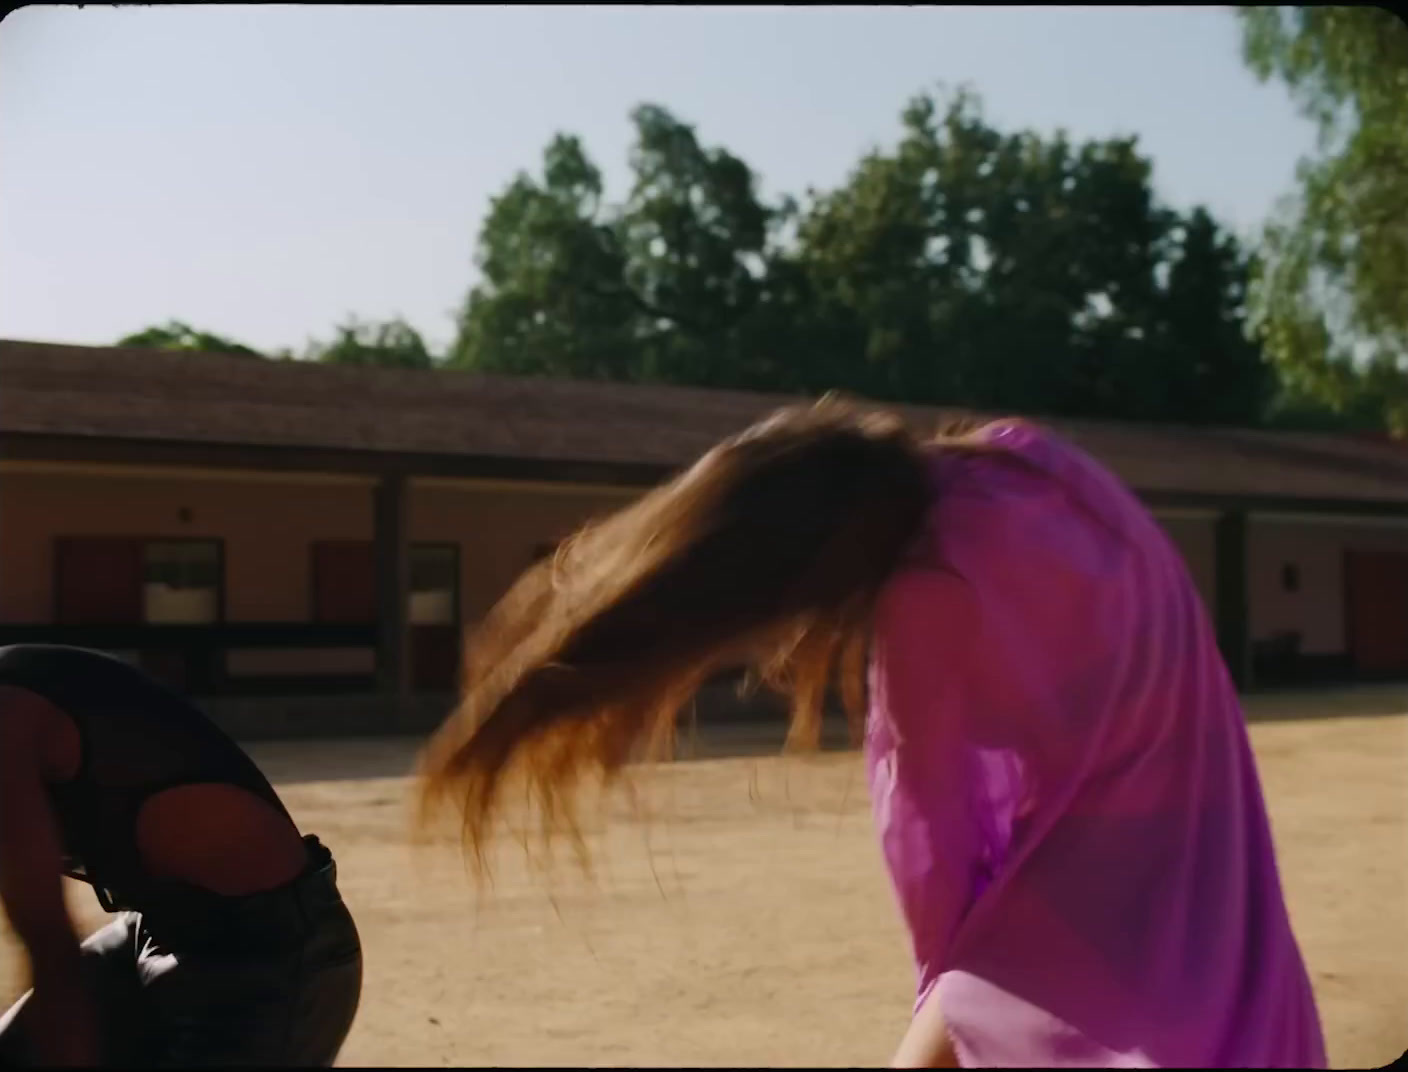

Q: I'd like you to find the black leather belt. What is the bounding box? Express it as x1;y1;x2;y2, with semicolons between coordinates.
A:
139;835;344;953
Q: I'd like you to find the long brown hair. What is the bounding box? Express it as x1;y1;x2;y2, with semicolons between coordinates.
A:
416;395;988;869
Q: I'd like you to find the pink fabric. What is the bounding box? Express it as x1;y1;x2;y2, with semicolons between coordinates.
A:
865;421;1326;1068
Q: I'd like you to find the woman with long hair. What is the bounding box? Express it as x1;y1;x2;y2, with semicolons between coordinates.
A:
416;397;1325;1068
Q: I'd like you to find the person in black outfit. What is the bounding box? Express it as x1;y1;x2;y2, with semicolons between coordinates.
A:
0;645;362;1067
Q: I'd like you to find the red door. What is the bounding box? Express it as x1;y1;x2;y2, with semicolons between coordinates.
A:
310;541;458;691
311;541;376;624
411;625;460;694
1344;551;1408;674
54;538;143;624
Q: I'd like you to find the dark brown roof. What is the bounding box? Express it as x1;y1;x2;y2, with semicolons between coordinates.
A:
3;338;1408;508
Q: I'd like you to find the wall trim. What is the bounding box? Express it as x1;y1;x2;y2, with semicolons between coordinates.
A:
411;475;643;499
1250;511;1408;531
0;459;374;487
1152;507;1220;522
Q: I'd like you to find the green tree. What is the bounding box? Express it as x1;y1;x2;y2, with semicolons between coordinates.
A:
117;320;264;358
616;104;780;387
1114;207;1270;424
1237;6;1408;433
448;135;640;381
791;87;1270;422
306;316;435;370
450;114;797;390
451;86;1271;427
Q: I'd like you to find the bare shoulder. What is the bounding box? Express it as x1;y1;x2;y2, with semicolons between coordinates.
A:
0;685;81;780
0;684;58;739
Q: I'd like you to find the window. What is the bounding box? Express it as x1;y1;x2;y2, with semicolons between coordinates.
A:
144;541;222;624
310;541;458;625
54;538;222;625
410;545;459;625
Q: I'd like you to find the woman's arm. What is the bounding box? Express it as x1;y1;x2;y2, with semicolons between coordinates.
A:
0;687;99;1066
870;571;988;1070
891;988;960;1068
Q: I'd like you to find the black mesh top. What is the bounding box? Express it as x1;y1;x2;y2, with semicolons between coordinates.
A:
0;644;292;909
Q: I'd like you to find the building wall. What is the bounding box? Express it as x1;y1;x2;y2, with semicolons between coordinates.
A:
0;469;373;623
1100;512;1408;664
1249;517;1408;655
0;468;635;627
6;465;1408;685
409;480;637;623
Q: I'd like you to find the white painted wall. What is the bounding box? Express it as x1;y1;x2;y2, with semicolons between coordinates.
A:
1249;518;1408;655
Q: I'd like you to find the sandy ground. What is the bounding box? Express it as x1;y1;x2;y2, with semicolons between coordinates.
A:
2;688;1405;1068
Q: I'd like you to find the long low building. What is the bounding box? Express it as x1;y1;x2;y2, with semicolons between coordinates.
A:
2;339;1407;735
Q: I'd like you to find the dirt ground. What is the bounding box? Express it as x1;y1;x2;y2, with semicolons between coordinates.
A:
2;688;1405;1068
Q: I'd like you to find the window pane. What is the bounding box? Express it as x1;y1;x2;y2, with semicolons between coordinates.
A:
410;546;456;593
143;542;220;624
409;545;457;625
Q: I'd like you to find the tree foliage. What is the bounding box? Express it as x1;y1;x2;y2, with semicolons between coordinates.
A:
305;316;436;370
451;87;1270;425
448;135;639;380
130;40;1407;435
117;320;264;359
118;317;438;370
448;115;790;389
1237;6;1408;433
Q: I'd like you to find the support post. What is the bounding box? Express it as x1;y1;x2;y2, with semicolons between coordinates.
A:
375;473;410;712
1214;510;1252;691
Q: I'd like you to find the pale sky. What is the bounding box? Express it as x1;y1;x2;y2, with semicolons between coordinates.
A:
0;4;1316;356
